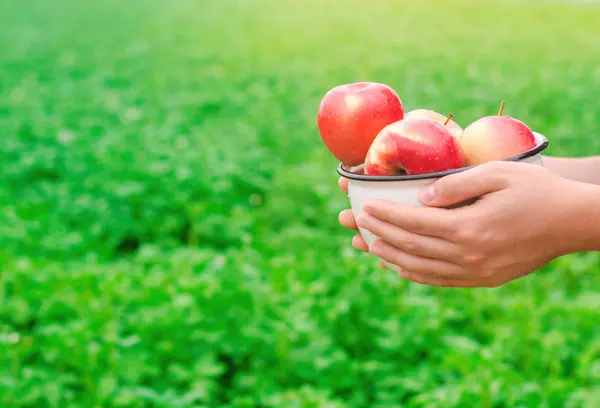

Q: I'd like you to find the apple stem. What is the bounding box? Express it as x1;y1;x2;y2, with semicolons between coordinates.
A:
498;101;506;116
444;112;454;126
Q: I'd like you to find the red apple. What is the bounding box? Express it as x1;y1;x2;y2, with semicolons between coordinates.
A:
405;109;463;139
317;82;404;166
459;102;536;166
364;117;466;175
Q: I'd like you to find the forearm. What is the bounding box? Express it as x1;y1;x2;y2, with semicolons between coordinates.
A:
543;156;600;185
570;181;600;253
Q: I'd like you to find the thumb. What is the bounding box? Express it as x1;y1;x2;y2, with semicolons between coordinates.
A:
418;163;510;208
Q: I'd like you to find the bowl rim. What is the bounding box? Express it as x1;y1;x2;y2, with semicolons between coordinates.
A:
337;133;549;182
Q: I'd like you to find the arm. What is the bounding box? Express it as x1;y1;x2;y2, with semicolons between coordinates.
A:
543;156;600;185
576;180;600;252
338;162;600;288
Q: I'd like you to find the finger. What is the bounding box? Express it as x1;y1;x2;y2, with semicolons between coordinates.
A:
397;270;479;288
418;162;512;208
338;177;349;195
369;239;461;278
361;200;457;239
357;213;460;261
352;234;369;252
339;209;358;231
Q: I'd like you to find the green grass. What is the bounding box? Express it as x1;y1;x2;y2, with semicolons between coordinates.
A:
1;0;600;406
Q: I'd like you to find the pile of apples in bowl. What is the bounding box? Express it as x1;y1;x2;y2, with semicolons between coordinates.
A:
317;82;549;254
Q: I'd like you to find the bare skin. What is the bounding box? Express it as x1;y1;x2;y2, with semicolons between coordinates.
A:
541;156;600;185
338;157;600;287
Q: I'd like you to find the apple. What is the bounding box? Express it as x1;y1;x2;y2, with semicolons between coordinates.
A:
364;117;466;175
404;109;463;139
459;102;536;166
317;82;404;166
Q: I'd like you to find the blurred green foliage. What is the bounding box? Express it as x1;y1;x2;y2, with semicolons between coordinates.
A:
1;0;599;406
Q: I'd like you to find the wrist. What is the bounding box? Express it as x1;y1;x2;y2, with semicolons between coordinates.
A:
564;181;600;253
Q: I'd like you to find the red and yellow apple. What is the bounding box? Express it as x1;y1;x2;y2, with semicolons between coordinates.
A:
404;109;463;139
459;103;536;166
317;82;404;166
364;117;466;175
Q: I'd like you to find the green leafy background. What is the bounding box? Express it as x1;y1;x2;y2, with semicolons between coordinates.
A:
1;0;599;406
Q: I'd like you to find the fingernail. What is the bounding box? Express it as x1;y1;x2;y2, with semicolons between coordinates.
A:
351;235;361;249
369;240;382;256
419;184;435;204
397;271;411;280
362;200;378;213
356;213;370;229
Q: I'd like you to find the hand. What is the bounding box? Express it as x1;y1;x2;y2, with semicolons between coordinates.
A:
338;162;600;287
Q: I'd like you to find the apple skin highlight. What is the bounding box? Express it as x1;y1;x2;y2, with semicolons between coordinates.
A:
364;117;466;176
317;82;404;166
459;116;536;166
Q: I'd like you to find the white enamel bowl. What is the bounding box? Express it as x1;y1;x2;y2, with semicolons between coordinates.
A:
337;132;549;271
